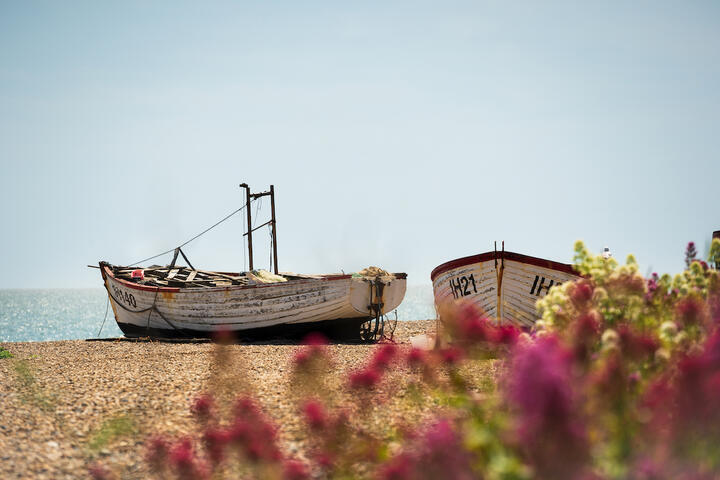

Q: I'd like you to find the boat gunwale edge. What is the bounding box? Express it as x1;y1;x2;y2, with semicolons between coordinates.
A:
430;251;577;282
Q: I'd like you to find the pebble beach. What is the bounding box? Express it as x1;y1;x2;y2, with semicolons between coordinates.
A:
0;320;451;479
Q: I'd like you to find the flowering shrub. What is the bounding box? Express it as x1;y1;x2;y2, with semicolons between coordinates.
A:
90;239;720;479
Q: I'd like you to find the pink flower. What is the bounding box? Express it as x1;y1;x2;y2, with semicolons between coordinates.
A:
569;281;594;307
292;339;328;371
675;297;704;327
456;304;493;342
202;427;231;465
493;325;520;345
371;344;398;370
377;419;474;480
349;368;381;389
145;435;170;473
227;397;283;463
302;399;328;430
439;347;463;366
228;419;250;447
211;326;235;344
618;326;658;360
302;332;328;345
283;459;310;480
169;437;207;479
190;393;214;421
234;396;261;420
377;453;414;480
673;330;720;435
316;451;334;469
88;462;113;480
505;335;588;479
406;347;427;366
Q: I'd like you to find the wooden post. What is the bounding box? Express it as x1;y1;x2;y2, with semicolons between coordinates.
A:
240;183;254;271
270;185;279;274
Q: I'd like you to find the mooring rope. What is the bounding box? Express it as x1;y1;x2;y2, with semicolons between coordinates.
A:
96;297;110;337
105;284;190;336
127;200;254;267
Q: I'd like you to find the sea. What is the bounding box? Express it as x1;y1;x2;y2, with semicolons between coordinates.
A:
0;285;436;342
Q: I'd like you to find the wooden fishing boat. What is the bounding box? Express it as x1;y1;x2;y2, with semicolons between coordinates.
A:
431;246;580;328
98;184;407;340
100;263;406;339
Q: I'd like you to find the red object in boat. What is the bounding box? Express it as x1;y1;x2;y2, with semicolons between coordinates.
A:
131;269;145;280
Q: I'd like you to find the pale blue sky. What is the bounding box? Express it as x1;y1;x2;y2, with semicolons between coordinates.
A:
1;1;719;289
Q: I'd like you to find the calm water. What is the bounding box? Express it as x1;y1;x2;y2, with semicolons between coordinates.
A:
0;286;435;342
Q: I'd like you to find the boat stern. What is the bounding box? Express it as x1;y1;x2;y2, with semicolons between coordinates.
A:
349;273;407;316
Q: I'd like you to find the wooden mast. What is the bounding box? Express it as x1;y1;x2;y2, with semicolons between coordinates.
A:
240;183;279;274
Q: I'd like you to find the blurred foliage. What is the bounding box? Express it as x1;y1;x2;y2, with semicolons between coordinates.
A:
90;240;720;480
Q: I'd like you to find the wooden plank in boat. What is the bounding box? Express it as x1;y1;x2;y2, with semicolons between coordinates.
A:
167;269;180;280
196;269;251;282
186;270;198;282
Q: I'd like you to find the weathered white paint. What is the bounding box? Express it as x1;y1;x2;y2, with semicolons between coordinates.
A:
500;260;579;328
102;265;406;336
431;259;498;318
431;252;580;327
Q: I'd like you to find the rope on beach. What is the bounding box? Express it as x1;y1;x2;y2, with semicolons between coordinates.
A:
105;285;191;337
96;297;110;337
127;199;256;267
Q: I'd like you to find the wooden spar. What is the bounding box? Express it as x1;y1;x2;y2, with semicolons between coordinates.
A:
270;185;278;274
240;183;279;274
240;183;253;271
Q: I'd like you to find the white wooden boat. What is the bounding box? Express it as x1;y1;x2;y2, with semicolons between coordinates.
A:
431;249;580;328
98;183;406;340
100;263;407;339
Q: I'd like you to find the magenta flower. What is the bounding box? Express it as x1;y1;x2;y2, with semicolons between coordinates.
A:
292;337;329;371
673;330;720;434
283;459;310;480
202;427;231;465
190;393;215;421
685;242;698;267
618;326;658;360
349;368;382;389
88;462;113;480
234;395;261;419
315;451;334;470
211;326;235;344
675;296;704;327
377;453;414;480
493;324;520;345
571;312;601;363
226;396;284;463
439;347;463;366
145;435;170;473
505;335;588;479
169;437;208;479
377;419;474;480
569;280;594;308
303;332;329;346
406;347;427;366
371;343;398;370
302;398;328;431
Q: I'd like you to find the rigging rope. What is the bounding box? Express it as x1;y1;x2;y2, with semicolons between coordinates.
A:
253;196;262;229
268;224;273;271
96;297;110;337
243;233;247;272
127;201;253;267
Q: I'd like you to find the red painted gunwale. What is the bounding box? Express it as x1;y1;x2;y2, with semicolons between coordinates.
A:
102;264;407;294
430;251;578;282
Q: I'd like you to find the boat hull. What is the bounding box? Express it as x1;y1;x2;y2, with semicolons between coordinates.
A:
431;251;580;328
101;265;407;339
